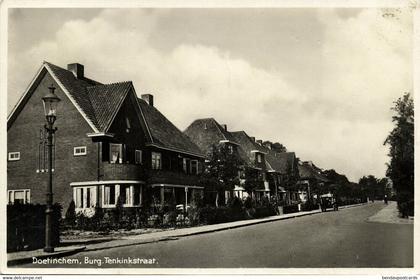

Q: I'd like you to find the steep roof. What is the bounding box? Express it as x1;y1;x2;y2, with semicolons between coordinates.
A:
86;82;132;131
45;62;102;130
184;118;238;152
298;162;329;182
9;61;204;157
138;98;204;157
266;152;297;174
231;131;297;174
230;131;265;166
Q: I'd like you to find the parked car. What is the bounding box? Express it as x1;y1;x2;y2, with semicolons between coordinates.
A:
320;193;338;212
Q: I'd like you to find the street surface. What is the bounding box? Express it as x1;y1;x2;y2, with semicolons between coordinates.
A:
22;202;413;268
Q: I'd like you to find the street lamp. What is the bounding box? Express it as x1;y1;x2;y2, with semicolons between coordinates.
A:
42;84;60;253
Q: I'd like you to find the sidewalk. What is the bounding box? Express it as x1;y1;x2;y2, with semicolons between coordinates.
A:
8;202;367;266
367;201;414;224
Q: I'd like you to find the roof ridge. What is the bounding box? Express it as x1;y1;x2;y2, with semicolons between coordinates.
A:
87;81;132;89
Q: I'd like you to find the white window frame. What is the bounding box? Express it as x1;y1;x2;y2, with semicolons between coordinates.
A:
151;152;162;170
74;146;87;156
257;153;262;163
190;160;199;175
135;150;143;164
73;186;97;209
8;189;30;204
8;152;20;161
110;143;123;164
102;184;120;208
183;158;188;173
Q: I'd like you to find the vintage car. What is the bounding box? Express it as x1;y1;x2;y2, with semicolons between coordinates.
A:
320;193;338;212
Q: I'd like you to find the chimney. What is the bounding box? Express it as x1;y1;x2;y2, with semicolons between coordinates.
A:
67;63;84;79
263;141;272;150
221;124;227;131
256;140;263;145
250;136;256;142
141;94;154;107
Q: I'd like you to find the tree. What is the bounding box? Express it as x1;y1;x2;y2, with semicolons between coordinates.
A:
384;93;414;216
272;142;287;153
359;175;380;200
200;144;244;207
243;167;264;199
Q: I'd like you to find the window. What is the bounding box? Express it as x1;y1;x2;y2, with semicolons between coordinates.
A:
120;185;131;205
183;158;188;173
8;189;30;204
74;186;96;209
256;154;262;163
133;185;142;206
110;144;123;163
190;160;198;175
74;146;87;156
135;150;143;164
103;185;118;206
125;117;131;133
151;152;162;170
227;145;234;154
8;152;20;161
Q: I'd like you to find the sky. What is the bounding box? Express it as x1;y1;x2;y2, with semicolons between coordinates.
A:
7;7;413;182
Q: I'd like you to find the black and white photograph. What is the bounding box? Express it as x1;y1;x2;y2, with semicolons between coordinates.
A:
1;0;418;276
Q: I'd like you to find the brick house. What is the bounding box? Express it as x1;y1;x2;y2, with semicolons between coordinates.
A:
183;118;252;203
7;61;205;215
229;131;271;199
297;161;329;203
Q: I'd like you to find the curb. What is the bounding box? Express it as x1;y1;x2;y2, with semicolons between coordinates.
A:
84;210;323;251
7;246;86;267
170;210;322;239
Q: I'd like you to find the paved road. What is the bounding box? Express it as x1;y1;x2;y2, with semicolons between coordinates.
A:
24;202;413;268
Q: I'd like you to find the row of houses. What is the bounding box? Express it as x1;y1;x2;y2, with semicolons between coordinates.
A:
7;62;330;215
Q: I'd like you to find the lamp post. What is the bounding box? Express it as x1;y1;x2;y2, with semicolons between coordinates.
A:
42;84;60;253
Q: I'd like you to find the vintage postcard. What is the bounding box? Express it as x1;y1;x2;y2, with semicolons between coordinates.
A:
0;0;418;277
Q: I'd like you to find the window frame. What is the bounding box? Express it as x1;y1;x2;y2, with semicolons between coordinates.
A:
190;160;199;175
102;184;120;208
135;149;143;165
8;189;30;204
151;152;162;170
73;146;87;156
110;143;123;164
256;153;262;163
8;152;20;161
73;186;97;209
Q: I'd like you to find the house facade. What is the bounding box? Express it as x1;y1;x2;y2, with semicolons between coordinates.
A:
297;161;329;203
230;131;271;199
184;118;253;203
7;62;205;215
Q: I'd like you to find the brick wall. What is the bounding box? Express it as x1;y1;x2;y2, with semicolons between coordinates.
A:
7;71;98;212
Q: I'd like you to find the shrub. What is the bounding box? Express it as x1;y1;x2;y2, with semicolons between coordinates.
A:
7;203;61;252
283;204;299;214
64;200;76;228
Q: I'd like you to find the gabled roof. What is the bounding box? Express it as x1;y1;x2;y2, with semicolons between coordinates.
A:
184;118;233;151
265;152;297;174
137;98;204;157
87;82;132;131
231;131;265;154
45;62;102;131
8;61;204;158
298;161;329;182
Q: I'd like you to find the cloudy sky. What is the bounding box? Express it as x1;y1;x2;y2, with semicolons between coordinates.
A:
7;7;412;182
